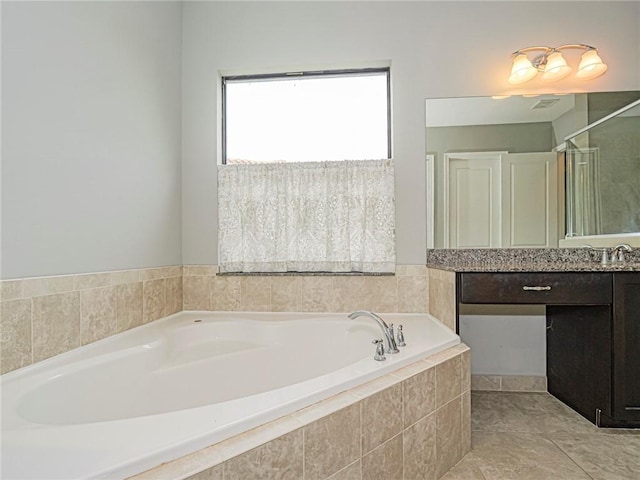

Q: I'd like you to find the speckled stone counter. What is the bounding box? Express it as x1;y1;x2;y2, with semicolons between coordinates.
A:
426;248;640;272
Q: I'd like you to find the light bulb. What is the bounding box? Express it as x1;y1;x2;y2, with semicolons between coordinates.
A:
577;49;608;79
541;52;572;81
508;53;538;84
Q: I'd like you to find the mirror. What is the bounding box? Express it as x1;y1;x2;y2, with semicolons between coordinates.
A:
426;90;640;249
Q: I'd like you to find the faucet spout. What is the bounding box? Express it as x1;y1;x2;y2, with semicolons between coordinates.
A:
612;243;632;263
348;310;400;354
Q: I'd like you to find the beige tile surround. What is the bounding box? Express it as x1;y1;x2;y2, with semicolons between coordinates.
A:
471;375;547;393
2;265;471;479
427;268;456;331
130;344;471;480
184;265;432;318
0;266;182;374
1;265;437;374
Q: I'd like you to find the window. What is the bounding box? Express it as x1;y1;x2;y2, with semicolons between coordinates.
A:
222;68;391;164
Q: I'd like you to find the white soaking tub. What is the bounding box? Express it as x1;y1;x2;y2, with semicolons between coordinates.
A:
1;311;460;480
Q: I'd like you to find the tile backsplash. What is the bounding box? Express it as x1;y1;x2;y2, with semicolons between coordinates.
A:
183;265;429;314
1;265;431;374
0;267;182;374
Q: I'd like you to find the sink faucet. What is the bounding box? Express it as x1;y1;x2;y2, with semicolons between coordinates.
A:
348;310;399;354
611;244;632;263
583;245;611;265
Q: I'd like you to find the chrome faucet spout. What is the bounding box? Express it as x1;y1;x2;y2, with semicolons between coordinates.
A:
348;310;400;354
611;243;632;263
348;310;389;328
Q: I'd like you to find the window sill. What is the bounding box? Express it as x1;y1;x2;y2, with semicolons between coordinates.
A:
217;271;395;277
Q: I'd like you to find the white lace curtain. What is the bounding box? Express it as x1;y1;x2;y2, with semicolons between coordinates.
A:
218;159;396;273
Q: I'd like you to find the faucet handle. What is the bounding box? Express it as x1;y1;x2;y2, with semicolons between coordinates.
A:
372;339;386;361
589;247;610;265
397;324;406;347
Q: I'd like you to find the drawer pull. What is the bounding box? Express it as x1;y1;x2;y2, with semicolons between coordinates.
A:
523;285;552;291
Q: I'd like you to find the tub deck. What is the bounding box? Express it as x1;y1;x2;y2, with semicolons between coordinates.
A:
2;311;460;480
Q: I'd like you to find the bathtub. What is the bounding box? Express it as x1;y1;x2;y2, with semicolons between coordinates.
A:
1;311;460;480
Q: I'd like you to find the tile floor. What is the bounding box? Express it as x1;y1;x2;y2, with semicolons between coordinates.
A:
442;391;640;480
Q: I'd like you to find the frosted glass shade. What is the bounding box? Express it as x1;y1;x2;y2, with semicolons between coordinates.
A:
508;54;538;84
577;49;608;79
541;52;572;81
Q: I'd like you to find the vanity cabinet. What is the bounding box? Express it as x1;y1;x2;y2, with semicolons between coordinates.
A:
611;273;640;426
456;271;639;428
460;272;611;305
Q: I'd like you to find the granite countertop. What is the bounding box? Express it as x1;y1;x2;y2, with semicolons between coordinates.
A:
426;248;640;273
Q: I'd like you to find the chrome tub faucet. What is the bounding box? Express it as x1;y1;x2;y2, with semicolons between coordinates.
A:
348;310;399;354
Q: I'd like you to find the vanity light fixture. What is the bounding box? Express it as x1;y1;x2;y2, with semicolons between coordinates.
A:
508;44;607;85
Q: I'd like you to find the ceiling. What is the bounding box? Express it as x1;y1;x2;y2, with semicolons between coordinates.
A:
426;94;576;127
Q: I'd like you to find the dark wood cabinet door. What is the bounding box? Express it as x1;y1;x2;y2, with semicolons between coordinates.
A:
612;273;640;425
547;304;612;425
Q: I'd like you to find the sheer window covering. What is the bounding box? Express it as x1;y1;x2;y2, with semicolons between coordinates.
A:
217;159;396;273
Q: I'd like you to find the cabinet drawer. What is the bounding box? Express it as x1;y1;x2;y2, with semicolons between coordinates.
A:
460;272;612;305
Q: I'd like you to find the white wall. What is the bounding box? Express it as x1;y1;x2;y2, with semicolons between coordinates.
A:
3;1;637;276
180;1;639;376
1;1;183;279
181;0;640;266
460;305;547;375
2;1;639;373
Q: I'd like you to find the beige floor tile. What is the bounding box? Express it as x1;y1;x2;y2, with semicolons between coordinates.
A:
468;432;591;479
552;433;640;480
459;392;640;480
471;391;595;434
441;455;487;479
471;392;532;433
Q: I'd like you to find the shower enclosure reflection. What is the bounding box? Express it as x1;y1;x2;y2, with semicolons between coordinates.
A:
565;99;640;238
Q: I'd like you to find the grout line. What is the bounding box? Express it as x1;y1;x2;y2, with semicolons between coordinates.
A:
359;397;363;460
78;290;84;345
268;277;273;312
445;456;489;480
548;436;598;480
30;297;35;366
468;392;640;479
301;427;305;480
